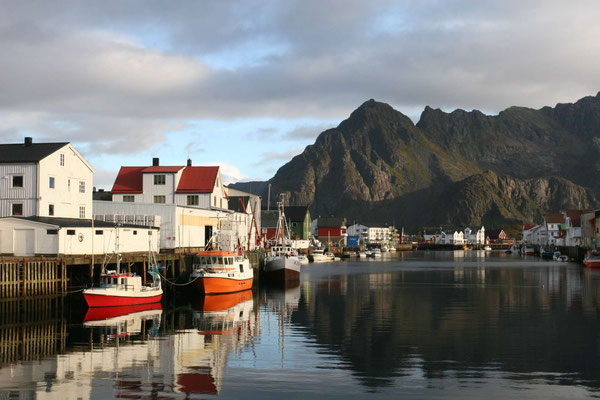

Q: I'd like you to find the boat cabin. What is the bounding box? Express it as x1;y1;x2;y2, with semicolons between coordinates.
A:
100;272;143;291
194;250;246;272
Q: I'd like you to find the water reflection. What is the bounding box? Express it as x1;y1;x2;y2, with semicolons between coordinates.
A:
3;254;600;398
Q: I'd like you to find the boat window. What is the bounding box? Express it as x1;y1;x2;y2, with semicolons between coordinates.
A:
218;257;224;265
239;263;244;273
228;257;233;265
211;257;219;265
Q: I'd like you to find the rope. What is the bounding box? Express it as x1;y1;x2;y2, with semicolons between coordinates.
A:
63;288;86;294
157;270;200;286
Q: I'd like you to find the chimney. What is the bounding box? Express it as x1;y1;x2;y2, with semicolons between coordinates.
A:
187;158;192;166
152;157;159;166
24;137;32;146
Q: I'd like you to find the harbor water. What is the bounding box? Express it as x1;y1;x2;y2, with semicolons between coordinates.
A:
2;250;600;399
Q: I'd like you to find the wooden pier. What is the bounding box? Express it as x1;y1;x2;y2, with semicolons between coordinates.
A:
0;296;66;364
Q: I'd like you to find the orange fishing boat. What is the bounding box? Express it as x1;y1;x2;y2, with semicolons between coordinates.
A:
189;250;253;294
584;251;600;268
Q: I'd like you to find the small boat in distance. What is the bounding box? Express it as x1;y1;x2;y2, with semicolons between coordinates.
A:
584;251;600;268
483;245;492;251
83;229;163;308
370;248;382;258
523;246;535;256
311;248;329;263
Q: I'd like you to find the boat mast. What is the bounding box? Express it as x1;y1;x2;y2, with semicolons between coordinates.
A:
115;223;122;274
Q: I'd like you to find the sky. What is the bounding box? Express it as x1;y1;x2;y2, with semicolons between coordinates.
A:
1;1;600;189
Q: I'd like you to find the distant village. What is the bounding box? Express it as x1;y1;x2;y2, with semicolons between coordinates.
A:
0;138;599;258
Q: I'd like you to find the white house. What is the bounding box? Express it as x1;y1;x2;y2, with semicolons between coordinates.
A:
97;160;260;252
347;223;394;245
463;226;485;244
0;216;158;257
564;209;589;247
0;137;94;219
111;158;228;211
544;213;566;246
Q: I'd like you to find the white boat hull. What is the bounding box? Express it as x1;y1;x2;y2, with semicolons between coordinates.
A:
264;256;301;281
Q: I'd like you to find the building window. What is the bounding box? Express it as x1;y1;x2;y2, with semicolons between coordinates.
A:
49;204;54;216
67;229;75;235
154;175;166;185
95;230;103;235
220;198;223;208
213;196;216;207
60;153;64;166
133;230;138;235
49;176;55;189
148;231;153;235
46;229;58;235
187;195;199;206
123;195;135;202
68;179;71;191
12;175;23;188
11;203;23;216
79;206;85;218
154;195;166;204
79;181;85;193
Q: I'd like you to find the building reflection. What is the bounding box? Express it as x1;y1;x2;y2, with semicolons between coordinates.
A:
0;291;259;399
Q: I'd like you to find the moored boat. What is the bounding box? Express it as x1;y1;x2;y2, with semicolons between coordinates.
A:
311;248;329;263
263;195;301;282
370;248;382;258
83;231;163;307
483;245;492;251
524;246;535;256
190;250;253;294
584;251;600;268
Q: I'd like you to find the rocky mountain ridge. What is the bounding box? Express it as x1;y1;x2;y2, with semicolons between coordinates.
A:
233;92;600;230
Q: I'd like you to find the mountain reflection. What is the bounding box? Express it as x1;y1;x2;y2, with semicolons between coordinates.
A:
292;264;600;390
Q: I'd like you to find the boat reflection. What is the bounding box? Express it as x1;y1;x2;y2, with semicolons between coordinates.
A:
83;302;162;339
176;290;257;395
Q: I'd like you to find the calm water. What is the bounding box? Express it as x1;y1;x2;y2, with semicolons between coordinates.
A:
2;251;600;399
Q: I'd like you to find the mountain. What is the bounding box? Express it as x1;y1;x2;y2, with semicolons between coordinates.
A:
233;93;600;230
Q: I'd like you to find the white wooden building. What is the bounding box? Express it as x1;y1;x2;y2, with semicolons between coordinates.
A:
0;137;94;219
0;216;158;257
111;158;228;211
347;223;394;245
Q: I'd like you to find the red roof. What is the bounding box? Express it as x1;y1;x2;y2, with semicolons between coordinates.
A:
111;166;145;193
142;166;185;173
565;209;591;228
523;225;537;231
111;165;219;194
544;213;565;224
176;166;219;193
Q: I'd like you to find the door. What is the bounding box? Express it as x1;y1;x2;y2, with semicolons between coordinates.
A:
14;229;35;256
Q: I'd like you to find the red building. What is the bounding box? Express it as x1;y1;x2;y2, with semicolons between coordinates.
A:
317;217;347;247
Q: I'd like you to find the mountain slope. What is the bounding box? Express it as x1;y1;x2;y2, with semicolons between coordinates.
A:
233;93;600;229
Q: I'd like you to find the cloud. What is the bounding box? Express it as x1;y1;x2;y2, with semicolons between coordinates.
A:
201;161;246;185
1;0;600;162
251;149;303;167
282;124;332;141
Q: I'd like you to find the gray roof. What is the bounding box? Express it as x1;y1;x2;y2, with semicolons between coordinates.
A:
261;210;279;228
0;142;69;163
5;216;158;230
318;217;346;228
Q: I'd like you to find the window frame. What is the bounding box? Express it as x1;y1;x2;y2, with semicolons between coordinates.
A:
48;204;54;216
154;175;166;185
12;175;23;188
153;195;166;204
79;181;85;193
11;203;23;216
79;206;85;219
49;176;55;189
123;195;135;202
187;195;199;206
